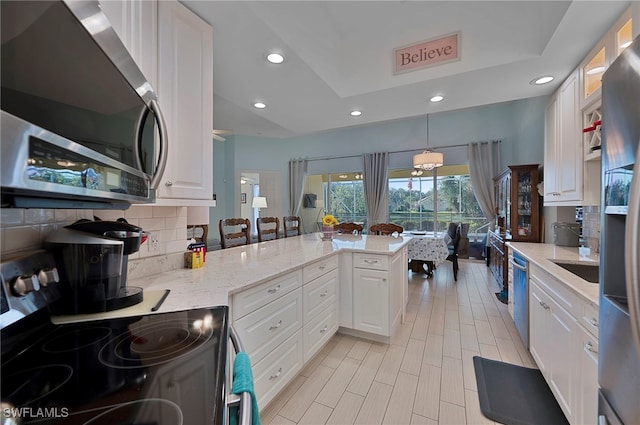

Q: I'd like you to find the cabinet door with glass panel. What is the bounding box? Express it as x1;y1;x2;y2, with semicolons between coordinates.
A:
494;164;541;242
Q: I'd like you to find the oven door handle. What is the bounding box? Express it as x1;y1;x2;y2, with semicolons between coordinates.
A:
227;326;252;425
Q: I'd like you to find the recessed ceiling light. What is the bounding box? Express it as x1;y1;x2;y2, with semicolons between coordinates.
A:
430;95;444;103
531;76;554;85
266;53;284;64
339;174;348;179
350;110;362;117
253;102;266;109
586;66;606;75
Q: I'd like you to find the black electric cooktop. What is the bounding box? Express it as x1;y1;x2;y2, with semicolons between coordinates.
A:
1;306;228;425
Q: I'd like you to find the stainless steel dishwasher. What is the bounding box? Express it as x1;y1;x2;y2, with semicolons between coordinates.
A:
510;251;529;348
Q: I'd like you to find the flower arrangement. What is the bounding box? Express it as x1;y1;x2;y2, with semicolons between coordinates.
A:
321;214;339;227
321;214;338;240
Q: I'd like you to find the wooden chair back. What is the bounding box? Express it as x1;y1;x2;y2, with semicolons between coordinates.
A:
257;217;280;242
334;222;363;234
219;218;250;249
282;216;302;237
369;223;404;235
446;224;462;281
187;224;208;243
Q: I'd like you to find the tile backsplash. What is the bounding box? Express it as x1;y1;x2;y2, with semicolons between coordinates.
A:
582;205;601;253
1;206;189;279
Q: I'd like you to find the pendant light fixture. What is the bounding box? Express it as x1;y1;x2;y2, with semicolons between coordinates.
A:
413;114;443;171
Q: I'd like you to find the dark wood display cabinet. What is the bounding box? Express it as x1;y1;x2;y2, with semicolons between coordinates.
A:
490;164;541;302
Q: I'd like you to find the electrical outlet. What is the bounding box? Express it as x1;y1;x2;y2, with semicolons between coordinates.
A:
149;234;160;251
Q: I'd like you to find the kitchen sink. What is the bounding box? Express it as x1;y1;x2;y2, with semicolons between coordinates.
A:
552;261;599;283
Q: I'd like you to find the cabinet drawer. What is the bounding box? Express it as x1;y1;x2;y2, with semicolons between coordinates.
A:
303;269;338;324
303;304;338;363
253;329;304;410
530;265;578;316
353;253;388;271
234;288;303;364
579;299;599;339
303;255;338;284
232;270;302;321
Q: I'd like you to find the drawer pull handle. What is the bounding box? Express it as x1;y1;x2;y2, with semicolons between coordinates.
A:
269;320;282;331
364;259;378;264
590;317;599;327
320;291;328;297
539;301;550;310
585;341;598;353
269;368;283;380
320;325;328;334
319;265;326;270
267;285;281;294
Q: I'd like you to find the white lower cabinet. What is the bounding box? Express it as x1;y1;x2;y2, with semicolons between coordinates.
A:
577;324;599;425
234;287;303;365
353;267;389;335
351;250;405;339
231;255;339;411
303;304;338;362
529;265;599;425
252;330;303;408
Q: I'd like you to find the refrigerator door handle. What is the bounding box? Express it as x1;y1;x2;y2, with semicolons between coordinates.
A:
625;145;640;358
598;415;609;425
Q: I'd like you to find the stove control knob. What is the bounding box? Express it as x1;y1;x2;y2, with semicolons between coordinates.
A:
38;268;60;287
12;274;40;296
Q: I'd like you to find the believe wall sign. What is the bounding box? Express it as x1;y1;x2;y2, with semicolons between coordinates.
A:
394;32;460;74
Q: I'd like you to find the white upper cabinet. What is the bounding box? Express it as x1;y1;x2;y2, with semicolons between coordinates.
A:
544;70;583;205
156;1;214;203
99;0;158;91
101;0;214;205
579;7;632;110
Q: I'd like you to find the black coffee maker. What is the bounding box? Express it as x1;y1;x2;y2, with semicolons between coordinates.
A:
46;218;145;314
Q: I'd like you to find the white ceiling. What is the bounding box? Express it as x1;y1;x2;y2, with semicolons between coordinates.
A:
181;0;631;139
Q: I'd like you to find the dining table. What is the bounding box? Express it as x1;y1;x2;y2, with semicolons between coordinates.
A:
404;231;451;277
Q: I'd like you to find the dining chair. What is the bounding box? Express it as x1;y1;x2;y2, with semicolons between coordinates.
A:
369;223;404;235
187;224;208;244
257;217;280;242
282;216;302;237
219;218;250;249
446;224;462;281
334;222;363;235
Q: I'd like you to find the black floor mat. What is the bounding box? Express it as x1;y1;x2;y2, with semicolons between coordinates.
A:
473;356;569;425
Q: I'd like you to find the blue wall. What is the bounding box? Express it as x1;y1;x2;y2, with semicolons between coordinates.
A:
210;95;548;226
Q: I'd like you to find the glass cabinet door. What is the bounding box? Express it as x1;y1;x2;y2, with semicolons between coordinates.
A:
515;169;533;238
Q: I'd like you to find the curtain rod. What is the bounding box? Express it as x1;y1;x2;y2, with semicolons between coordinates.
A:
304;140;500;162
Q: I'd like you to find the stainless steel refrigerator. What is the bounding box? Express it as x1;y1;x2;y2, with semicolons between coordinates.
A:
599;35;640;425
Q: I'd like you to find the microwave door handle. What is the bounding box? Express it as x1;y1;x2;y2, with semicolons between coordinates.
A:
148;99;169;190
625;146;640;357
227;326;252;425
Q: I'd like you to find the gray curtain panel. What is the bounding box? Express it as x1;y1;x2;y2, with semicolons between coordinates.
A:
467;141;501;228
288;159;308;216
363;152;389;228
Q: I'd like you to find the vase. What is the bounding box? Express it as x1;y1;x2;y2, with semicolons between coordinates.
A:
322;225;334;240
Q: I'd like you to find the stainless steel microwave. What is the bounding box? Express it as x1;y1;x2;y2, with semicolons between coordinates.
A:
1;0;167;209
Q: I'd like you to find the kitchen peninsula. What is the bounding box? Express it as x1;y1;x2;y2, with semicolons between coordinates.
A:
128;233;410;408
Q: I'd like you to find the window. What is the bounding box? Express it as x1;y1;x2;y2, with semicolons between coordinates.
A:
327;174;365;224
388;166;487;233
306;166;487;234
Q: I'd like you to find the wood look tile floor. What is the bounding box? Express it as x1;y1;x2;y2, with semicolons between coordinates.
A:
261;260;536;425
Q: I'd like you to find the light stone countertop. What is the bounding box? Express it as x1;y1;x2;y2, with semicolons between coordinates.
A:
507;242;600;305
128;233;411;314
